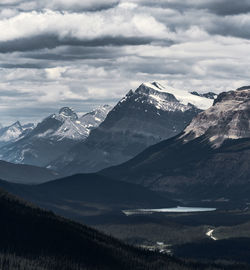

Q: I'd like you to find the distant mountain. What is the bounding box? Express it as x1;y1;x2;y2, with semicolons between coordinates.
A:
0;160;59;184
0;105;111;167
191;91;217;100
51;82;213;175
0;121;35;147
80;104;113;131
0;122;36;146
0;121;23;146
0;188;201;270
102;88;250;201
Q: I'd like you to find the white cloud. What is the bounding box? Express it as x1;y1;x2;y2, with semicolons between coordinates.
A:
0;8;171;42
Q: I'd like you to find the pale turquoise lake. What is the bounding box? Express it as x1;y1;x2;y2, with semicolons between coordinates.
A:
122;206;216;216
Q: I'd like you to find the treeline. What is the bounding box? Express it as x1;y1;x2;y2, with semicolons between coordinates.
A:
0;252;249;270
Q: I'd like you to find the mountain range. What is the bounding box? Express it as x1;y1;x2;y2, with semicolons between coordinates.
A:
50;82;213;174
0;105;111;167
0;84;249;269
102;87;250;201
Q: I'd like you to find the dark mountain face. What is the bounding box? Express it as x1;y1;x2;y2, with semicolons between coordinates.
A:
0;106;111;167
0;173;175;223
0;160;59;184
102;89;250;201
51;82;212;175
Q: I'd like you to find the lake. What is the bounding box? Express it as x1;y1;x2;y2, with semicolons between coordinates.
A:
122;206;216;216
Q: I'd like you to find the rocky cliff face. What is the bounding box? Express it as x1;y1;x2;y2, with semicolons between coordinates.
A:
183;89;250;147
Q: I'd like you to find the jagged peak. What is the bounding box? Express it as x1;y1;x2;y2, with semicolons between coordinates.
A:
81;104;112;117
10;121;22;129
59;107;78;120
141;82;164;90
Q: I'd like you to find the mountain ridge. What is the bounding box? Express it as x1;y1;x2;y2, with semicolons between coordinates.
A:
50;82;213;174
0;105;112;167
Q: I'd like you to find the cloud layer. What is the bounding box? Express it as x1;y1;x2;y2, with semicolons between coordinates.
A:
0;0;250;125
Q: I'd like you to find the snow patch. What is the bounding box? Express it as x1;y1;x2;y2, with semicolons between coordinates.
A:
143;82;213;110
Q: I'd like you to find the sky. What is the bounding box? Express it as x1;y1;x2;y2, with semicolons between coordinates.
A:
0;0;250;125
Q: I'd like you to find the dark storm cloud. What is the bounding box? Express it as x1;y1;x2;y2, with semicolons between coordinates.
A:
0;0;120;12
0;35;156;53
203;0;250;15
0;89;32;97
25;46;123;61
208;20;250;40
0;63;46;69
138;0;250;15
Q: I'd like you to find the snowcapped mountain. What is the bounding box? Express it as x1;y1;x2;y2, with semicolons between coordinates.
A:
141;82;213;110
0;121;23;144
0;121;36;147
50;82;213;175
0;105;111;167
35;105;112;141
102;87;250;201
80;104;112;129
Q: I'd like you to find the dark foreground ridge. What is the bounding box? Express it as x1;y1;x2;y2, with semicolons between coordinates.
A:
1;188;245;270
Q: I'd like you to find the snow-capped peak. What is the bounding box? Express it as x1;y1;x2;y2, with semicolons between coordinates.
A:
80;105;112;129
0;121;23;143
182;88;250;147
141;82;214;110
59;107;78;120
37;105;112;141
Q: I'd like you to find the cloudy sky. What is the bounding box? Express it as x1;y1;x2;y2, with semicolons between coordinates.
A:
0;0;250;125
